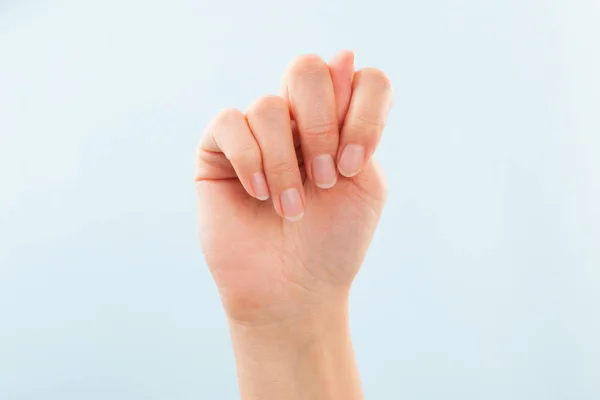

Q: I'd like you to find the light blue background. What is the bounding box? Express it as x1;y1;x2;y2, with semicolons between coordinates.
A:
1;1;599;399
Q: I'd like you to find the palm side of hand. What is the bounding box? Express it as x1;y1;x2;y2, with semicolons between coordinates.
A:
196;51;393;322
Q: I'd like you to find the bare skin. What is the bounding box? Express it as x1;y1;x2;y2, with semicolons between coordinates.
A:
195;50;393;400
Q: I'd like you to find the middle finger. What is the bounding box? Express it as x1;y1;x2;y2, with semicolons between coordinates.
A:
284;54;339;190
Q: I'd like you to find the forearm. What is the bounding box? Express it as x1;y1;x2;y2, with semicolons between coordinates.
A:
228;297;364;400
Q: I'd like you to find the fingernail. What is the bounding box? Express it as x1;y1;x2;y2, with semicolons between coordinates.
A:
280;188;304;221
312;154;337;189
251;172;269;200
338;144;365;177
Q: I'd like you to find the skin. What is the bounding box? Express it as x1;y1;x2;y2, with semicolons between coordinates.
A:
195;50;393;400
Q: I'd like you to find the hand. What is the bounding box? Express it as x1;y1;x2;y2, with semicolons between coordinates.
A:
196;51;393;399
195;51;393;325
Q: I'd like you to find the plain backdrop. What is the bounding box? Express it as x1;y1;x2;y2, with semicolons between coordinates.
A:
1;1;599;399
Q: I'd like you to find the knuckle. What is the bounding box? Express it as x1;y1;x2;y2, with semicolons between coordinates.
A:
195;140;205;158
373;166;389;200
247;95;288;119
288;54;328;78
200;108;243;149
269;158;296;176
301;120;338;137
357;67;393;94
228;143;260;166
214;107;244;125
349;114;383;135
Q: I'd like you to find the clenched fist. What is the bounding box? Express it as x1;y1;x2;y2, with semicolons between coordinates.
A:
195;51;393;327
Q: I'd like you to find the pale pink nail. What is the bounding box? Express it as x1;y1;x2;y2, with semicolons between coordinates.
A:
251;172;269;200
312;154;337;189
280;188;304;221
338;144;365;177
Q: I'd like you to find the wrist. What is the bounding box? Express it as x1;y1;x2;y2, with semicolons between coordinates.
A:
228;295;350;361
228;295;363;400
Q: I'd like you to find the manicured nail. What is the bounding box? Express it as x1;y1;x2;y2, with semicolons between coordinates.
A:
280;188;304;221
251;172;269;200
312;154;337;189
338;144;365;177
